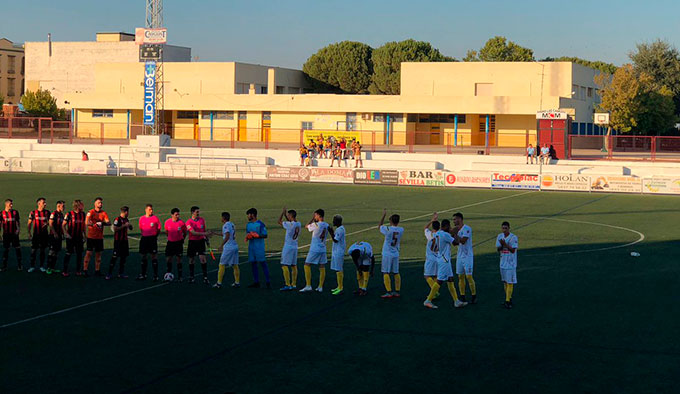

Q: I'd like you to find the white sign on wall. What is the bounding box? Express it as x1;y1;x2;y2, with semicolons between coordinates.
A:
135;28;167;45
536;110;568;120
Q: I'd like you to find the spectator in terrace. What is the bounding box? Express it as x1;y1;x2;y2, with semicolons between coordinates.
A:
339;138;348;159
549;145;558;160
526;144;536;164
323;139;332;159
82;150;89;161
353;140;363;168
330;146;343;167
540;144;550;164
308;139;317;159
299;145;309;167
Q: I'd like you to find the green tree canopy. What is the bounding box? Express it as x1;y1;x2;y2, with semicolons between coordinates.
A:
595;64;675;134
542;56;617;74
302;41;373;94
0;95;4;107
21;89;59;119
464;36;534;62
368;39;454;95
629;39;680;114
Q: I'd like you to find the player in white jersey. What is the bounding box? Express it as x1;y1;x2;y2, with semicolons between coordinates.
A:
348;241;374;295
215;212;240;288
423;219;467;309
423;213;440;293
300;209;329;293
453;212;477;304
330;215;346;295
378;209;404;299
496;221;518;309
278;207;301;291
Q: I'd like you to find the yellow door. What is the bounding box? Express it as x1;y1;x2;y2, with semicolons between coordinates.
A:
430;123;441;144
238;111;247;141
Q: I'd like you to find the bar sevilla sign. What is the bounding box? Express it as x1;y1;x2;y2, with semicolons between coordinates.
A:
143;62;156;126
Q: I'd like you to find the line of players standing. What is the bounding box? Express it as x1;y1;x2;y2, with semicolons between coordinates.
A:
0;197;518;309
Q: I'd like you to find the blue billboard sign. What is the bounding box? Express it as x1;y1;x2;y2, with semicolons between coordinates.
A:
143;61;156;126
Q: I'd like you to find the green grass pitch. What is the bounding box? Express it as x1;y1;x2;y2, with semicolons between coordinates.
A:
0;173;677;393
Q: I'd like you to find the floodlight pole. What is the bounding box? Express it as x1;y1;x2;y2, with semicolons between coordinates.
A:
146;0;164;136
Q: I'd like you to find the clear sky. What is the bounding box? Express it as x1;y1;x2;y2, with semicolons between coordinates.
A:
4;0;680;69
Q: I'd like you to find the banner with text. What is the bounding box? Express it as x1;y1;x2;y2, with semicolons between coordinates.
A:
69;160;108;175
0;158;31;172
354;169;399;185
491;173;540;190
590;175;642;193
266;167;310;182
445;172;491;188
398;170;446;187
540;174;591;191
309;168;354;183
642;177;680;195
303;130;361;143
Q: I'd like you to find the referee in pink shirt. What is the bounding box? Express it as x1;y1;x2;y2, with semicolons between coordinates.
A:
137;204;161;281
164;208;187;281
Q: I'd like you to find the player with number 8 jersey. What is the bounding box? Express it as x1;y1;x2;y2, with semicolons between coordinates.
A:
278;207;301;291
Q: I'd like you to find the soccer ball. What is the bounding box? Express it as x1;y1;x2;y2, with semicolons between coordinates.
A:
163;272;175;282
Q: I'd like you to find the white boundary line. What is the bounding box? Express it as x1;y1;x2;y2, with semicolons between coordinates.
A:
0;191;532;329
466;212;645;255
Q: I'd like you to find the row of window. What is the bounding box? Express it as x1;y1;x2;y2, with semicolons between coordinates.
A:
571;122;618;136
1;77;19;97
572;84;597;101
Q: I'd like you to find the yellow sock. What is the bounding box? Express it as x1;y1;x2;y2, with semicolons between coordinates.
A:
383;274;392;292
336;271;344;290
282;266;291;287
427;282;440;301
447;281;459;301
426;277;435;288
466;274;476;295
304;264;312;287
458;275;466;295
233;264;240;284
357;272;363;288
506;283;514;302
362;271;370;289
319;266;326;288
217;264;226;284
394;273;401;292
291;265;298;287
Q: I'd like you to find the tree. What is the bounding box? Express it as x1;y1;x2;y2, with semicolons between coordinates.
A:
302;41;373;94
629;39;680;114
464;36;534;62
542;56;617;74
0;95;4;107
21;89;59;118
595;64;675;135
369;39;454;95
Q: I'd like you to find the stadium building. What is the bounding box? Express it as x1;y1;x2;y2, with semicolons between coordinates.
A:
27;34;603;149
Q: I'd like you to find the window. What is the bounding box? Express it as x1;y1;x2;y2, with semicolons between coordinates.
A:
21;57;24;75
214;111;234;120
475;83;493;96
259;85;268;94
177;111;198;119
262;111;271;121
390;113;404;123
276;86;285;94
572;84;579;99
478;115;496;133
201;111;211;119
454;114;466;124
587;87;593;98
373;113;386;122
346;113;357;131
238;111;247;120
407;114;418;122
236;83;249;94
8;56;15;74
301;121;313;130
288;87;300;94
580;86;586;101
92;109;113;118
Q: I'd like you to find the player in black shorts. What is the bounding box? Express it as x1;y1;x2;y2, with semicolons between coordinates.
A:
1;199;22;271
27;197;50;273
137;204;161;281
46;200;65;275
108;206;133;280
62;200;86;277
164;208;187;282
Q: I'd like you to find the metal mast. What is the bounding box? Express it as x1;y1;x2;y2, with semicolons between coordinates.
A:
146;0;164;135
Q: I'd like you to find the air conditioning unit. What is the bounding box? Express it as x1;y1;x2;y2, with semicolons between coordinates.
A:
361;113;372;120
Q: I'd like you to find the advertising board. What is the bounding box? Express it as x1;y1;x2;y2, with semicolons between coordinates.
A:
69;160;108;175
540;174;590;191
444;172;491;188
0;158;31;172
398;170;446;187
135;28;167;44
143;62;156;126
590;175;642;193
491;173;540;190
642;177;680;195
354;169;399;185
309;168;354;183
266;167;310;182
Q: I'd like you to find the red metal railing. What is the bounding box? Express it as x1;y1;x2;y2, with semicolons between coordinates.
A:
569;135;680;161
